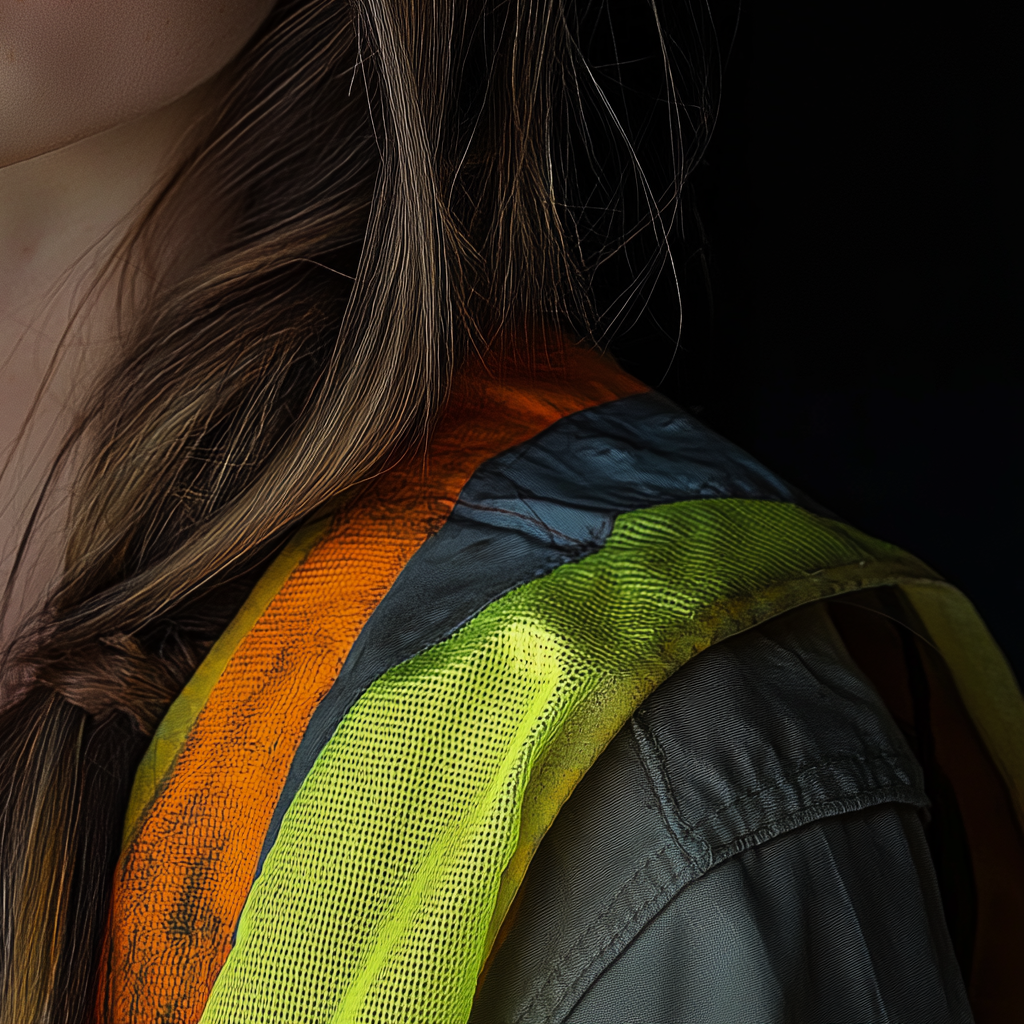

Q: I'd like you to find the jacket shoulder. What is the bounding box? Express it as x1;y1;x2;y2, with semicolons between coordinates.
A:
472;600;942;1023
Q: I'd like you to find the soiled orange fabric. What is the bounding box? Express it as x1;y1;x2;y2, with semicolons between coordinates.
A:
97;343;646;1023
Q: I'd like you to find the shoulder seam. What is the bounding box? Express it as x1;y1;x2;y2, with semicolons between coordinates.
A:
515;786;927;1024
629;715;711;873
694;750;922;828
513;843;682;1024
631;706;925;857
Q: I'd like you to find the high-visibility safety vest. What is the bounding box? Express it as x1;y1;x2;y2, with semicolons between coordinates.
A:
98;343;1024;1023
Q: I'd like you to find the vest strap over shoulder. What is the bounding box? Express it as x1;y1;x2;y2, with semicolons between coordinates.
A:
98;343;1024;1024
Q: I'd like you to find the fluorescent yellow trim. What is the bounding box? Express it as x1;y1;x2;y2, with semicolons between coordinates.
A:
900;580;1024;828
199;499;945;1024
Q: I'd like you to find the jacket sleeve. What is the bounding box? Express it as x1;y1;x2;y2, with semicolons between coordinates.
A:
471;600;973;1024
559;803;971;1024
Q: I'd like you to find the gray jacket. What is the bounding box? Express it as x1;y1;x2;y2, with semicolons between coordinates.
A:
472;601;973;1023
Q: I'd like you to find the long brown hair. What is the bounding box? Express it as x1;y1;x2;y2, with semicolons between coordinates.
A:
0;0;698;1018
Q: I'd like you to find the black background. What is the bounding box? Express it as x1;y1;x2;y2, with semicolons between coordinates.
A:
605;1;1023;678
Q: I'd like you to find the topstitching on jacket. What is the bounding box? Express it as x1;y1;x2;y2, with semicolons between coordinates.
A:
472;601;972;1024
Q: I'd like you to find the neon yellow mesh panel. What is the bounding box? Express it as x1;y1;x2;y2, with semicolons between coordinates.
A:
199;498;940;1024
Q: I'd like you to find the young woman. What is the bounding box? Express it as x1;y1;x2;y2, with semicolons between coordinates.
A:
1;1;1022;1021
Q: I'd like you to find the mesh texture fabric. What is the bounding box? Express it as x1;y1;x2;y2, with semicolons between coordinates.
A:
99;345;643;1024
199;498;937;1024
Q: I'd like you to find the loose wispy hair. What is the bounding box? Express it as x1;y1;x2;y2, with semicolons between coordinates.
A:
0;0;704;1018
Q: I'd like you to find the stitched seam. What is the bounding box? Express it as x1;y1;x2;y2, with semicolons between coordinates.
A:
511;780;929;1024
514;843;679;1024
691;750;916;831
549;868;682;1022
514;782;929;1024
630;716;708;867
705;784;928;867
455;499;588;545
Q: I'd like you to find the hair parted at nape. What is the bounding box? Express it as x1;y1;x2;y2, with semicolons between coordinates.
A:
0;0;704;1018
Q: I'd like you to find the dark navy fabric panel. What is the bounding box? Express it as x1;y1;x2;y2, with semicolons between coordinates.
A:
338;391;828;709
252;391;827;885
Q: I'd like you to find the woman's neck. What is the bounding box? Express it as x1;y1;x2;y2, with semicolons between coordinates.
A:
0;85;213;651
0;83;213;355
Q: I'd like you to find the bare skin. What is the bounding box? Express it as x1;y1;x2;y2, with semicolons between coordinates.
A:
0;0;275;643
0;92;213;636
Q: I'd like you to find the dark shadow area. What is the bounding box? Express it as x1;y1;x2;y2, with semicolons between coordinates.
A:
602;1;1023;678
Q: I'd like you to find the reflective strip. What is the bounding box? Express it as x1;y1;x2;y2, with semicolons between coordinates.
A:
901;580;1024;825
99;345;645;1024
200;499;939;1024
255;388;813;884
